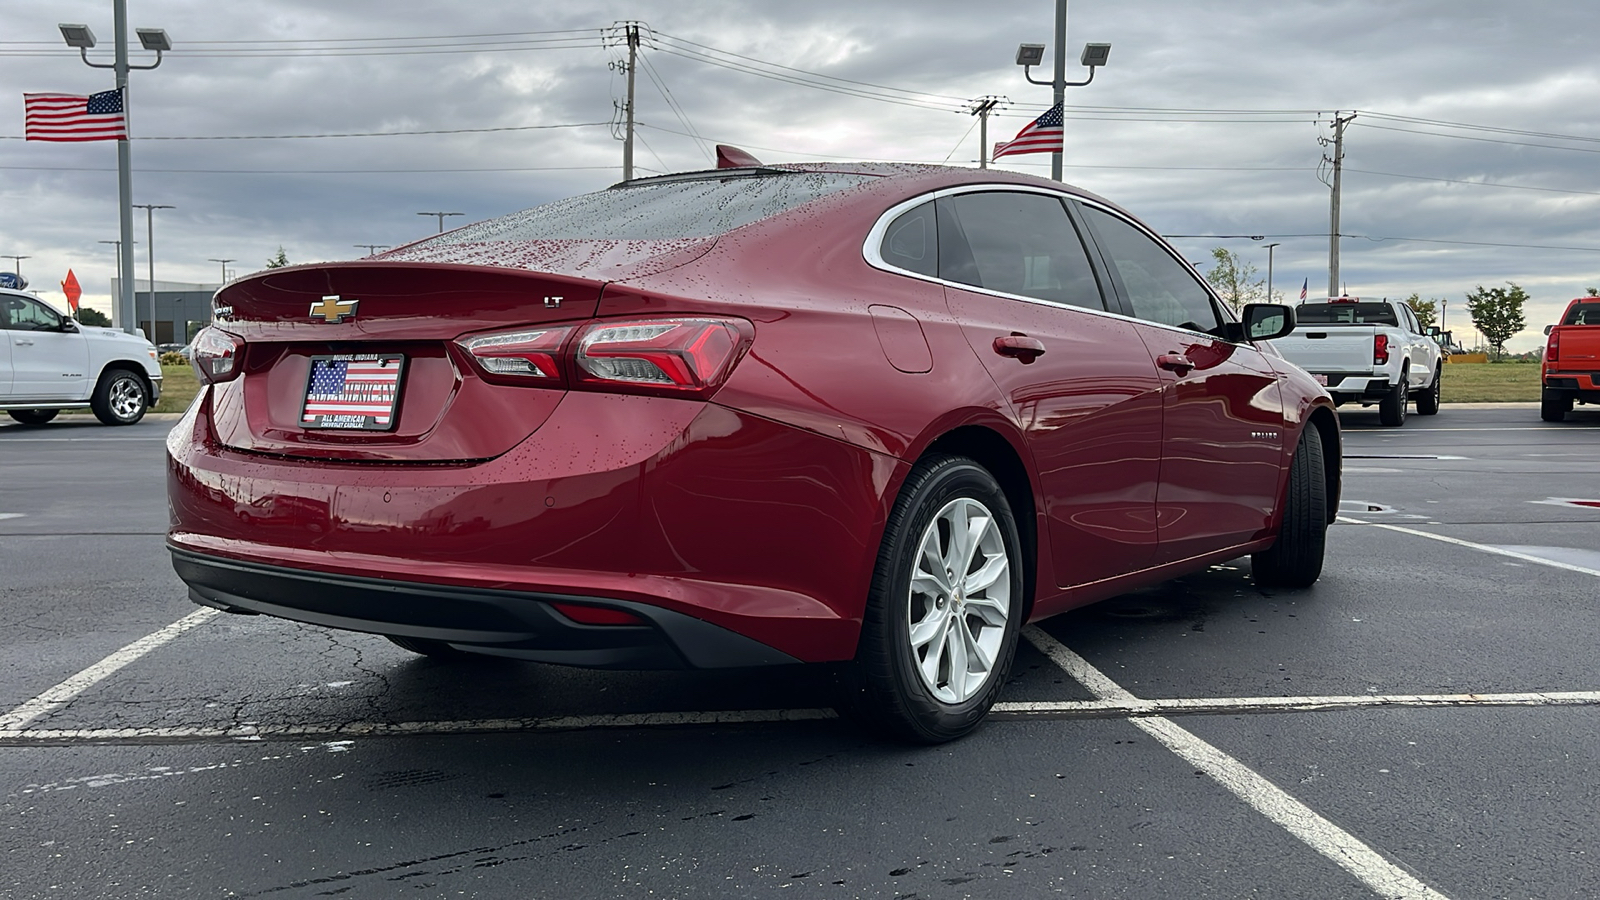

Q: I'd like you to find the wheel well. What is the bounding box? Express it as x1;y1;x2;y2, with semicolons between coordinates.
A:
97;362;152;394
921;426;1038;620
1305;407;1341;524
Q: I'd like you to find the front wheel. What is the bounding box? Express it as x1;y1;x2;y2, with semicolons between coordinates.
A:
90;369;149;426
1252;425;1329;588
1415;368;1441;416
7;409;59;425
839;455;1024;744
1540;387;1571;423
1378;375;1408;426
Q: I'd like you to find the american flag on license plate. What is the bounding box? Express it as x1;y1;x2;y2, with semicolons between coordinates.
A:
303;357;401;425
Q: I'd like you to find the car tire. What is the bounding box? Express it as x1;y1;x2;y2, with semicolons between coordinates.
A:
7;409;59;425
837;454;1024;744
1378;374;1408;426
1415;368;1441;416
386;635;476;660
90;368;149;426
1251;425;1329;589
1540;387;1571;423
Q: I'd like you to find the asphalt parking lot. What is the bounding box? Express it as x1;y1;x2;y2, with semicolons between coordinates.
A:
2;404;1598;899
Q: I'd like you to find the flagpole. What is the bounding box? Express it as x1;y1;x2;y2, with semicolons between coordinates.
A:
1052;0;1066;181
114;0;136;334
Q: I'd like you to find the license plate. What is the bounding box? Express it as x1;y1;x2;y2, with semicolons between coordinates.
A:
1313;373;1329;386
301;354;405;431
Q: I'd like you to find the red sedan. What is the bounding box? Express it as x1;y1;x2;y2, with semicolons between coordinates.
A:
168;152;1340;743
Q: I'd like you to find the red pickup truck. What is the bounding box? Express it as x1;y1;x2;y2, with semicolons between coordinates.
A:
1541;297;1600;421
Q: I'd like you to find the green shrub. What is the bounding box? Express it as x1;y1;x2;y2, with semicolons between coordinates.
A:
159;351;188;366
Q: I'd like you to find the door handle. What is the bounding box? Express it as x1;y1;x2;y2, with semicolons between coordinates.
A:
993;334;1046;364
14;338;34;346
1156;352;1194;375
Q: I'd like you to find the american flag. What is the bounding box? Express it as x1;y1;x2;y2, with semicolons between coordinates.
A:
24;89;127;142
992;103;1064;160
1300;278;1308;301
303;357;401;426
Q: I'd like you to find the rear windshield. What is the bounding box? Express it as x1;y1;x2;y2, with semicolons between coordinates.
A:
1563;301;1600;325
415;171;878;244
1295;302;1399;325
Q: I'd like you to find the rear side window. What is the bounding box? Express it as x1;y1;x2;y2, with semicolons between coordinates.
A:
1078;205;1221;333
1563;302;1600;325
1295;303;1401;325
415;172;877;243
879;202;937;278
935;192;1104;310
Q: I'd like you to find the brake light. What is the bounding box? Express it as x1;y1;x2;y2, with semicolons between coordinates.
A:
1373;333;1389;365
574;317;750;397
1547;329;1560;363
457;326;573;386
190;327;245;384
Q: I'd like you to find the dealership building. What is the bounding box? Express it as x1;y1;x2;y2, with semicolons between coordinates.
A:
109;279;221;345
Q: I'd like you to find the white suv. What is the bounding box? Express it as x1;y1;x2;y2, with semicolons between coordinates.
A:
0;288;163;426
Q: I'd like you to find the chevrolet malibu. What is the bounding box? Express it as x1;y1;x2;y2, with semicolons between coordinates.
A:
167;152;1340;743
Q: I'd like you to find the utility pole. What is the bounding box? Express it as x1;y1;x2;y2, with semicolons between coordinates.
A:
132;203;172;341
970;97;1003;168
623;23;640;181
1327;112;1355;299
416;211;463;233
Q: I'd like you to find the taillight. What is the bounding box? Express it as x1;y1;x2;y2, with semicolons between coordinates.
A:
574;317;750;397
1547;330;1560;363
457;326;573;387
1373;333;1389;366
190;327;245;384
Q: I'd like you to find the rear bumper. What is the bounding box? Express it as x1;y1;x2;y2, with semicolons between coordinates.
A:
1545;373;1600;401
1318;374;1393;400
172;547;798;669
166;385;896;665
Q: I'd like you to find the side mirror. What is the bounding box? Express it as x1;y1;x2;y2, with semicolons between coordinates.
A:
1240;303;1296;342
1427;325;1440;337
1543;324;1553;336
60;318;79;333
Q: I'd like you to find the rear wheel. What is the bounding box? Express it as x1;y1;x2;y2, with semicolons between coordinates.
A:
7;409;58;425
1540;387;1571;423
1415;368;1441;416
90;369;149;426
838;455;1024;744
1378;374;1408;426
386;635;475;660
1252;425;1329;588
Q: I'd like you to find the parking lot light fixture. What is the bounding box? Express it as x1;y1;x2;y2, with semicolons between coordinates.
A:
58;24;97;49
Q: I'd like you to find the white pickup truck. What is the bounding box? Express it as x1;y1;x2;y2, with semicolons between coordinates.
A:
1271;298;1443;426
1;287;163;426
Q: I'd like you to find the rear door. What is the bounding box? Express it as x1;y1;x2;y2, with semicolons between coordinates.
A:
930;190;1165;588
1074;202;1289;564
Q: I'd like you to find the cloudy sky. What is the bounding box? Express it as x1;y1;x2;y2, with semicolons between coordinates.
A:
5;0;1599;351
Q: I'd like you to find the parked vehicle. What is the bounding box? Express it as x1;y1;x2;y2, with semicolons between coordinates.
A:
0;287;162;426
1269;298;1443;426
1541;297;1600;421
166;152;1341;743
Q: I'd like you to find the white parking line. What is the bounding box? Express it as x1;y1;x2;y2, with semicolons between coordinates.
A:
1337;518;1600;578
994;690;1600;717
1022;626;1450;900
0;609;218;732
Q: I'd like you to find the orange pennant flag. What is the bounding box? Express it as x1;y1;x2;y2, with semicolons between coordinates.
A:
61;269;82;312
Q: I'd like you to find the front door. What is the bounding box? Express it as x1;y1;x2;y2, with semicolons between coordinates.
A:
3;294;88;400
932;191;1165;588
1075;204;1288;564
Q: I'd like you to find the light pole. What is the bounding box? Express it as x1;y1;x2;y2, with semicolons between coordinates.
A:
132;203;172;341
207;258;235;285
1015;0;1110;181
59;11;170;334
1262;242;1281;303
417;212;463;234
2;255;30;279
354;244;389;257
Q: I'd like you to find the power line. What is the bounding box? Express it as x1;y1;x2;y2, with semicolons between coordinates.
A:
0;164;616;175
1346;168;1600;198
0;122;608;141
1354;122;1600;155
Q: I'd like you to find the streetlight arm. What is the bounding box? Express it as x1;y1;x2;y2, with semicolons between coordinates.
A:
1022;63;1097;88
127;50;162;71
77;47;162;69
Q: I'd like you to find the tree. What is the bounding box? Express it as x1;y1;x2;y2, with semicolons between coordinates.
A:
1204;247;1265;310
1464;282;1529;360
1585;287;1598;297
1403;293;1438;329
265;246;290;269
76;307;112;327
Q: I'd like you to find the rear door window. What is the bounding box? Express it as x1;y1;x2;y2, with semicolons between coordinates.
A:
935;192;1104;310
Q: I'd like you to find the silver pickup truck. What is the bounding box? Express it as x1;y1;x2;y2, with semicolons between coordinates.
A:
1270;298;1443;426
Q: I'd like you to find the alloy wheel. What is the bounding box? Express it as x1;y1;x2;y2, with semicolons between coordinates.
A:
906;497;1012;704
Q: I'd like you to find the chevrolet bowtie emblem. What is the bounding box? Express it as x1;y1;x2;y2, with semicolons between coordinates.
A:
310;295;358;323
